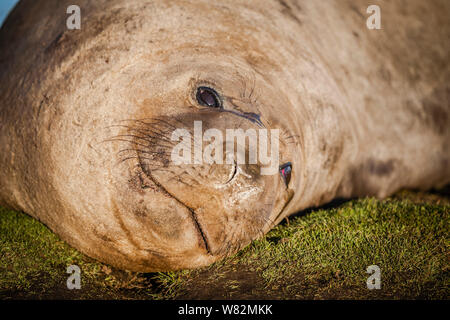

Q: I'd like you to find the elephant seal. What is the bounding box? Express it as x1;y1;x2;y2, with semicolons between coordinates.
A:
0;0;448;271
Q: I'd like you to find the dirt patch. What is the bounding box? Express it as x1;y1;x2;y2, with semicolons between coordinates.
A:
172;266;277;300
393;187;450;205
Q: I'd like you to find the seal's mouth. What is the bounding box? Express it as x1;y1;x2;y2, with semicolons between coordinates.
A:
138;162;213;255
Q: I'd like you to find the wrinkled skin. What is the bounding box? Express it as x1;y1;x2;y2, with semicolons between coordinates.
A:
0;0;448;271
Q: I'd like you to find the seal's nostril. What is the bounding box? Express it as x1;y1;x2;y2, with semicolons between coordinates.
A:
279;162;292;186
224;160;237;184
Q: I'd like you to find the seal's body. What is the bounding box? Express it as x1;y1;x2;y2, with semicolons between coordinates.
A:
0;0;448;271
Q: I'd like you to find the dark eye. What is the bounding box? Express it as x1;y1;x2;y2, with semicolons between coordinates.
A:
279;162;292;186
196;86;222;108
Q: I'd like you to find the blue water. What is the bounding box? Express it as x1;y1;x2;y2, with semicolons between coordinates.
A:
0;0;20;27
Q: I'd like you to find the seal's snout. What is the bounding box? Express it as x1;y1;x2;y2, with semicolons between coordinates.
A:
116;107;290;262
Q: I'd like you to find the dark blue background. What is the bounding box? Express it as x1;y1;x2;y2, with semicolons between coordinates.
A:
0;0;19;27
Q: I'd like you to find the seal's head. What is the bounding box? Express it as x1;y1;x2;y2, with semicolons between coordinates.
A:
98;10;306;269
37;0;305;271
109;63;298;271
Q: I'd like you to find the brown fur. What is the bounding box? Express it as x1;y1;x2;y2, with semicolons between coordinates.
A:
0;0;448;271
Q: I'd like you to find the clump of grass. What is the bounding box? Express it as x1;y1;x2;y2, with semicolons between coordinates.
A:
158;195;449;299
0;207;151;299
0;191;448;299
235;198;449;298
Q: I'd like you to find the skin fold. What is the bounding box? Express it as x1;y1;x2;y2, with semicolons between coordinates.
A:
0;0;448;271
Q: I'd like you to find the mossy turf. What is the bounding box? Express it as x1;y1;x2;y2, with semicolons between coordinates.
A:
0;190;448;299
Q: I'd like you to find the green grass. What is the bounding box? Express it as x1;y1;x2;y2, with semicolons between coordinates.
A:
0;190;448;299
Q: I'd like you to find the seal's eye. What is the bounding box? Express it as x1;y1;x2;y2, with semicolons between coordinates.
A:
279;162;292;186
196;86;222;108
